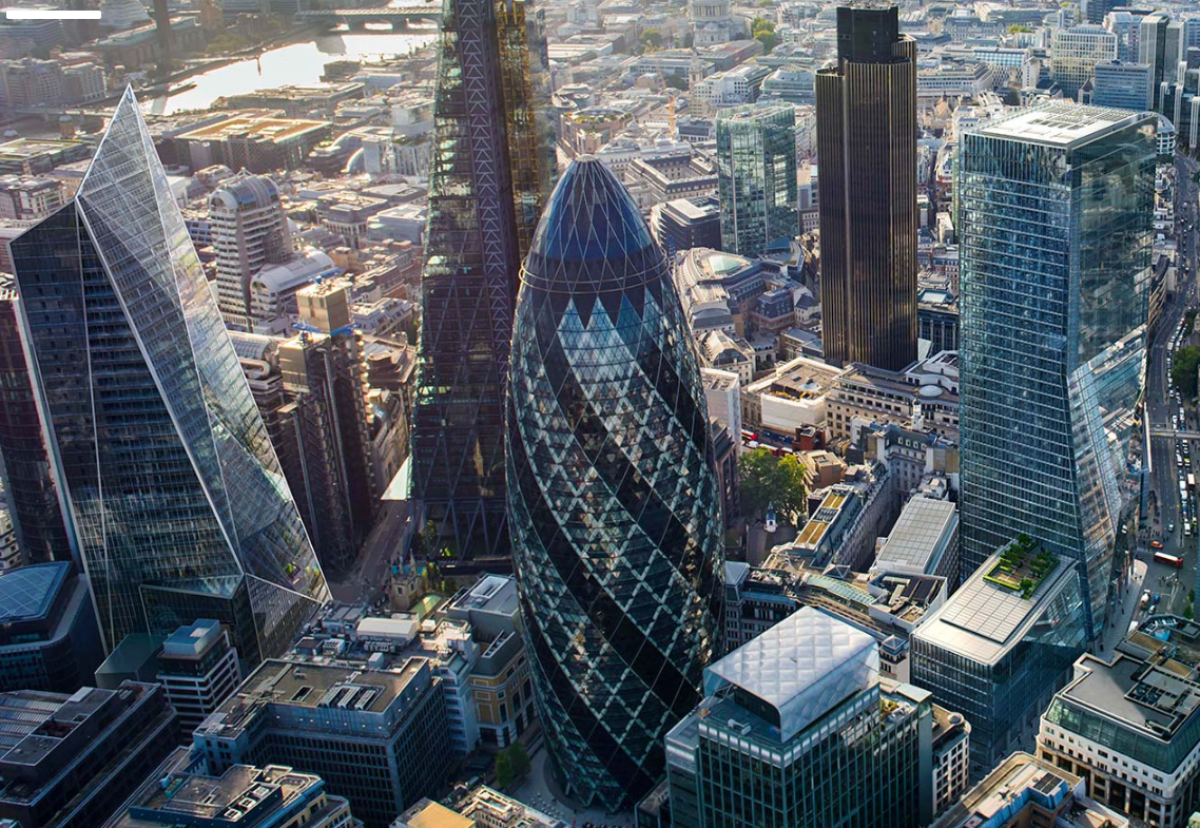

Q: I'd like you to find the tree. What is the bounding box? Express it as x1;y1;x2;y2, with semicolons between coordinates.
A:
1170;345;1200;399
494;750;513;788
739;448;807;524
751;17;780;54
640;28;664;51
508;742;531;779
664;74;687;91
1007;24;1031;33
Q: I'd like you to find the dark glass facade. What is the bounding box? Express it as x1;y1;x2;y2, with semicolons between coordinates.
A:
816;3;918;372
0;280;71;564
957;104;1155;632
413;0;554;567
506;158;724;810
8;90;329;658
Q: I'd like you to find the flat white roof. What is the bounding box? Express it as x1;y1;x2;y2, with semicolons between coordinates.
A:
974;101;1150;149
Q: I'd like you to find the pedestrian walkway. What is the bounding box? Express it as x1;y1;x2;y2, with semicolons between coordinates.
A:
1096;559;1147;660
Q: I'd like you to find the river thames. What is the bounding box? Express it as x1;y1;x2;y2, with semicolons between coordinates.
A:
143;28;438;116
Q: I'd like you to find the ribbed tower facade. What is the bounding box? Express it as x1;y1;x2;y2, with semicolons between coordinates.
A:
413;0;555;568
816;2;917;372
506;158;724;810
8;90;329;662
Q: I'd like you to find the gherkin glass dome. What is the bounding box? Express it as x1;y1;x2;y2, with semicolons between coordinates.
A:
506;157;725;810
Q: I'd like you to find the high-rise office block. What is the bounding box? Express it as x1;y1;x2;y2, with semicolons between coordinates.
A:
155;619;241;733
1105;11;1143;64
0;563;103;693
1084;0;1118;25
277;280;376;575
911;540;1088;776
0;277;69;564
666;608;935;828
1051;25;1118;98
7;90;330;659
207;172;294;328
0;683;179;828
1105;11;1141;63
957;103;1154;635
1039;645;1200;828
1140;12;1171;107
195;659;452;828
715;103;797;258
413;0;555;567
110;747;358;828
1092;60;1154;110
506;158;724;810
209;173;295;331
817;3;918;372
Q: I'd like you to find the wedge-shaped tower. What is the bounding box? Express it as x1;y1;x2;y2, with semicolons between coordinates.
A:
506;157;724;810
9;89;329;663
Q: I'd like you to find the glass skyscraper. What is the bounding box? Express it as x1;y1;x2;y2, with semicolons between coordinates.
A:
911;541;1088;775
506;157;724;810
715;103;797;259
413;0;555;567
8;89;329;661
666;608;934;828
816;3;918;373
957;102;1155;636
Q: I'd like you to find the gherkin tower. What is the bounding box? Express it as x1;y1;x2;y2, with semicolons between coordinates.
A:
506;157;725;810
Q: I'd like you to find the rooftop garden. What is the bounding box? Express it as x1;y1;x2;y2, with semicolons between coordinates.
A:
984;533;1059;600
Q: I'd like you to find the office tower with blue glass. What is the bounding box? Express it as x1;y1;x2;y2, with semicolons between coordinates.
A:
957;102;1155;636
1092;60;1154;110
7;90;330;663
715;103;797;258
506;157;724;810
911;539;1088;776
665;607;934;828
413;0;555;567
817;3;918;372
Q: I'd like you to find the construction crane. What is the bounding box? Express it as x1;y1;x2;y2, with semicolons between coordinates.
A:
653;54;678;137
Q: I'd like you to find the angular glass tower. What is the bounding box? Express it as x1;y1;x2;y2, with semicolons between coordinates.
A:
715;103;797;259
8;89;329;661
413;0;555;567
957;103;1155;637
506;157;724;810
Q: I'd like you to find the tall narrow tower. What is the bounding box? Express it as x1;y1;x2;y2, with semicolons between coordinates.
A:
413;0;555;568
816;2;917;372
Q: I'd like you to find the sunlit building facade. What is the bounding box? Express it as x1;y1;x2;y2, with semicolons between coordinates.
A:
506;158;724;810
715;103;797;258
8;90;329;662
816;3;919;372
414;0;556;567
957;103;1155;636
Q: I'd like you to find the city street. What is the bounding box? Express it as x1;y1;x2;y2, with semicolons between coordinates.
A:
1136;154;1200;620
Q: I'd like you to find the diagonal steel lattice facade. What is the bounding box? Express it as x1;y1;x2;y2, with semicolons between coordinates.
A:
413;0;554;566
506;158;725;810
9;89;329;661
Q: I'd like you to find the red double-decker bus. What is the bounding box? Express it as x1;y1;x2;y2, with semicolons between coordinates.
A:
1155;551;1184;569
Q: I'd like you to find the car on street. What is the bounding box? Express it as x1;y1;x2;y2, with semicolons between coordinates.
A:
1151;540;1165;549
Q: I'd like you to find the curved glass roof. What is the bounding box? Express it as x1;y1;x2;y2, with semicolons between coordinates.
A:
0;562;70;623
